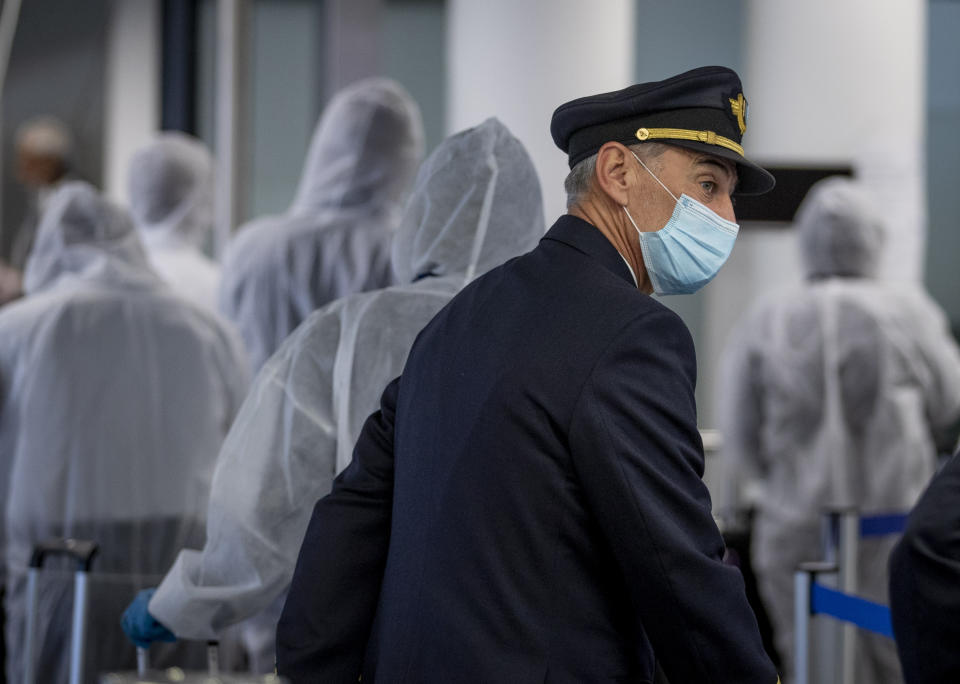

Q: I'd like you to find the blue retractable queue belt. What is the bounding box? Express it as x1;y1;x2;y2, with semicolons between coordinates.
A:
809;582;894;639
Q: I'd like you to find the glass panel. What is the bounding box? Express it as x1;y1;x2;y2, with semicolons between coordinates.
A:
195;0;326;225
380;0;446;154
925;0;960;337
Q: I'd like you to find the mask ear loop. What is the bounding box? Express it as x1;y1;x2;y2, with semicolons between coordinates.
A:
622;205;642;235
623;149;678;236
630;150;678;203
622;150;670;292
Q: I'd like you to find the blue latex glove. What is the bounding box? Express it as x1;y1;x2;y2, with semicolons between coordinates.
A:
121;588;176;649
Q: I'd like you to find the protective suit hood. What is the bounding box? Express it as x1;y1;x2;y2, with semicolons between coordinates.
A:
289;77;424;221
392;117;545;284
796;177;884;280
127;132;214;250
218;79;424;372
23;181;153;294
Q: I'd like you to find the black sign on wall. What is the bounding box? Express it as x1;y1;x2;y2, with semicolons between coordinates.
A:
736;166;854;225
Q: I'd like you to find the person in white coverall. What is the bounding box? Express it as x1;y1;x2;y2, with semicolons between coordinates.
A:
718;177;960;684
0;182;249;683
218;77;424;373
121;117;545;672
128;132;220;312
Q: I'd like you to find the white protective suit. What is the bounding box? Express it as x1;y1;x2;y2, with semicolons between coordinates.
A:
149;118;545;671
219;78;424;373
0;183;249;682
128;132;220;312
718;177;960;684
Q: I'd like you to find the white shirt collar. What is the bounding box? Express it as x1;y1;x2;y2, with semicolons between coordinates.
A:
619;254;638;287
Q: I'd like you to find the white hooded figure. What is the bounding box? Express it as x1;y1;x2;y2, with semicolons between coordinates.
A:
219;78;424;373
0;183;249;682
718;177;960;684
128;132;220;312
144;118;545;671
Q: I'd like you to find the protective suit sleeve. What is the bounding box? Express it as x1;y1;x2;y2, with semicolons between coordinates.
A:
889;451;960;683
276;377;398;684
148;315;341;639
907;292;960;448
568;309;778;684
715;311;765;512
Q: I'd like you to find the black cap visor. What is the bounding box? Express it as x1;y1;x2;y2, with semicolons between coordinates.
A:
660;139;775;196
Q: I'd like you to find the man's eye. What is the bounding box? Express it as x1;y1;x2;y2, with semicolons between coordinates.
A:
700;181;716;193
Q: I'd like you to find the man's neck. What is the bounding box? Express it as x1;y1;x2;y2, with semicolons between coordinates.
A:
569;201;650;292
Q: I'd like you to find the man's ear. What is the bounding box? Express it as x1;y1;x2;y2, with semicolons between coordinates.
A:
594;142;632;207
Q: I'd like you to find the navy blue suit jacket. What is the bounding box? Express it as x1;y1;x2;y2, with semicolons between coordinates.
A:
889;451;960;683
277;216;778;683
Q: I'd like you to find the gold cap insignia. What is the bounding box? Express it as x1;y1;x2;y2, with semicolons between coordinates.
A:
729;93;747;135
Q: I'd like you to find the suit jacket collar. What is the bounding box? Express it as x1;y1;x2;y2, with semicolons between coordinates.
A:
542;215;636;287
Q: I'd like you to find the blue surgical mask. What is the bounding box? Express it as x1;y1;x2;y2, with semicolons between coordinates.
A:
622;151;739;295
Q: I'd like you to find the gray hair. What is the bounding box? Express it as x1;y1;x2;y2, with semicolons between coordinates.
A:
564;142;668;209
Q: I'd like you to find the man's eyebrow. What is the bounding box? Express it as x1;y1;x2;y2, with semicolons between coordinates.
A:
694;156;738;187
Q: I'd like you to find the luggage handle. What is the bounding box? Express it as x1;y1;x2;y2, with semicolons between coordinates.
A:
29;537;99;571
25;538;99;684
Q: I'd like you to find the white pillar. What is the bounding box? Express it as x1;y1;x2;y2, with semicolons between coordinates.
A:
715;3;929;665
214;0;249;257
447;0;635;223
103;0;160;204
744;0;927;282
700;1;927;428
